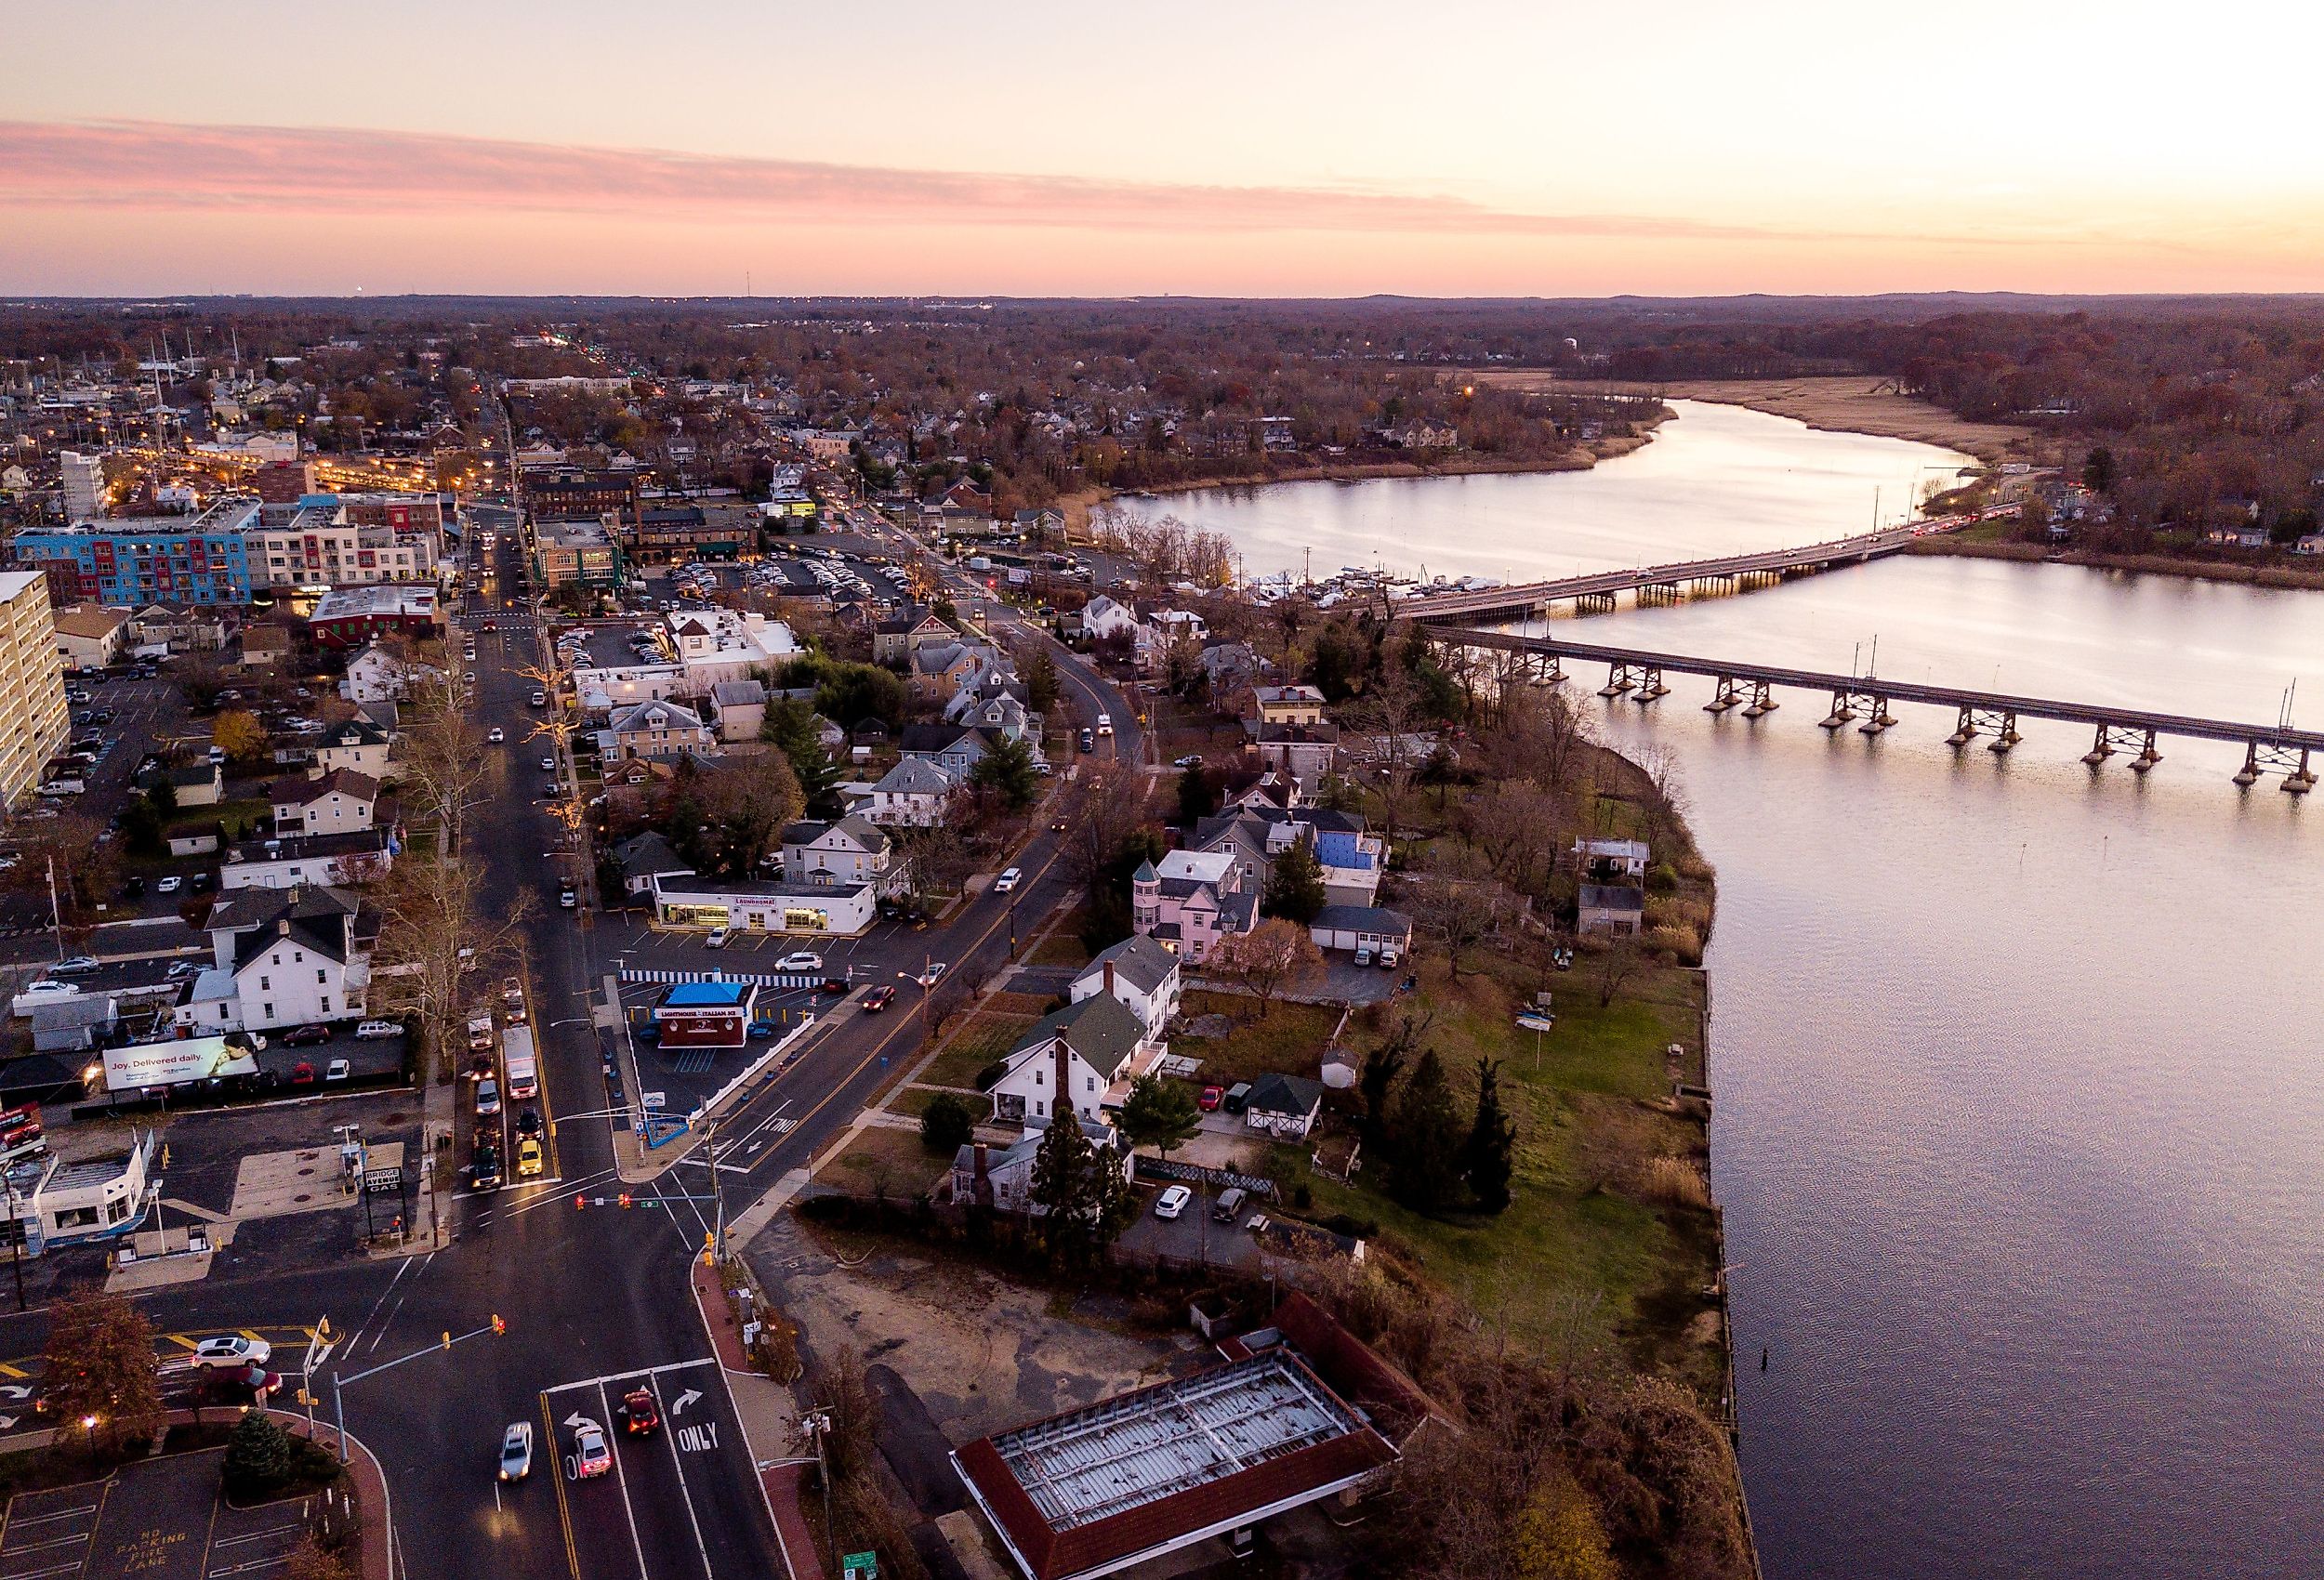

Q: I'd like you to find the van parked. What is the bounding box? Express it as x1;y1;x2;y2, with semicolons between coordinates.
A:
1212;1187;1248;1224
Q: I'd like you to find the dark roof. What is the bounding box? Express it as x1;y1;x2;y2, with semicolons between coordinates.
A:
1310;905;1411;937
270;767;378;807
1578;884;1646;911
1245;1073;1325;1119
898;722;976;756
614;830;693;881
1081;935;1178;996
1011;993;1146;1073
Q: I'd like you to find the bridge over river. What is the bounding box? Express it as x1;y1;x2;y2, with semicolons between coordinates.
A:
1419;626;2324;791
1388;509;2013;624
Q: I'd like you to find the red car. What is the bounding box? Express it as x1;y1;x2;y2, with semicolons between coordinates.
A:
289;1062;317;1086
621;1389;661;1436
1198;1085;1224;1112
861;985;896;1012
818;978;850;995
283;1023;332;1047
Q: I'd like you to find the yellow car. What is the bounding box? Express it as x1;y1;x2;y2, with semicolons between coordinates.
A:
516;1137;544;1178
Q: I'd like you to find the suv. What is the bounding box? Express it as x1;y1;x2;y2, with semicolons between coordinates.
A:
191;1336;271;1370
354;1020;402;1040
282;1024;332;1047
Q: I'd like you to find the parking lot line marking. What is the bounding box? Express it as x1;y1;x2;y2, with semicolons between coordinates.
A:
7;1505;99;1525
7;1560;86;1579
235;1329;264;1344
164;1334;199;1350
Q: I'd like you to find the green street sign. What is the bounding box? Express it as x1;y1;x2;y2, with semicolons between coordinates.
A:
841;1555;878;1579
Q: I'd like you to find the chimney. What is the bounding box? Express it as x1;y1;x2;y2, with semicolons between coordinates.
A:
1103;959;1116;997
1054;1040;1072;1124
972;1141;988;1181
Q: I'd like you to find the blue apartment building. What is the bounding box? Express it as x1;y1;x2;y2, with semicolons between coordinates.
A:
9;500;261;605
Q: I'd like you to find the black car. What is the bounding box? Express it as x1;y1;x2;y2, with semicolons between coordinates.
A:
514;1108;543;1139
472;1145;502;1189
1078;728;1095;753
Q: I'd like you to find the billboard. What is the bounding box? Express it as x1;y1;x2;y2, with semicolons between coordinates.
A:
102;1035;260;1093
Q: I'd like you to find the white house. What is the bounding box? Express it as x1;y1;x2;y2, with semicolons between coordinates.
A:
339;644;438;704
219;830;395;891
1070;936;1182;1042
854;757;956;827
175;885;375;1034
780;817;895;889
949;1121;1130;1214
1573;838;1651;883
987;994;1160;1127
269;769;379;836
1077;595;1140;642
315;719;394;780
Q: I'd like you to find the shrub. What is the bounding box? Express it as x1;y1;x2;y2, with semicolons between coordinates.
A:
1636;1155;1712;1211
971;1060;1009;1091
223;1409;292;1499
1292;1183;1313;1210
919;1092;973;1153
1645;862;1681;894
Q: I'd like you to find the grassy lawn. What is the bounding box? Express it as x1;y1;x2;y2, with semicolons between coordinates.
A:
1292;953;1723;1396
1026;932;1089;968
917;1008;1039;1091
166;797;269;839
1176;990;1342;1087
886;1085;946;1117
826;1125;949;1195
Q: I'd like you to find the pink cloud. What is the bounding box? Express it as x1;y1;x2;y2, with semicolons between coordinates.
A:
0;118;1986;246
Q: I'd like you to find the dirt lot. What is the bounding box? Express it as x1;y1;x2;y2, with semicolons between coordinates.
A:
746;1214;1202;1444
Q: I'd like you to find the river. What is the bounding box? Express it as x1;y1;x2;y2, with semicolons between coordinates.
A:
1166;403;2324;1580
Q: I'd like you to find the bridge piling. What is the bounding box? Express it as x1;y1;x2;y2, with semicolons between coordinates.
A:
1740;679;1778;718
2234;743;2262;787
1819;690;1856;730
1634;665;1670;703
1948;705;1977;746
1706;675;1742;713
2132;730;2163;773
1599;663;1636;698
2082;724;2116;767
1856;697;1896;735
2287;747;2315;795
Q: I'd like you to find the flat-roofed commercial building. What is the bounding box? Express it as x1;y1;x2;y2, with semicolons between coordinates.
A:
952;1292;1427;1580
0;572;70;810
534;517;623;587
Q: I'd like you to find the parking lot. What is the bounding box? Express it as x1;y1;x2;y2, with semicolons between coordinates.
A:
0;1444;326;1580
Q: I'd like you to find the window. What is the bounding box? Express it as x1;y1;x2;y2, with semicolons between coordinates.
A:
316;968;326;983
1086;1076;1096;1093
1033;1100;1045;1117
262;1003;273;1020
259;976;270;991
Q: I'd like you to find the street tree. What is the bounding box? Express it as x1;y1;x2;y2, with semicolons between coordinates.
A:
374;854;534;1080
43;1286;164;1457
395;670;487;855
1462;1058;1517;1214
1211;917;1322;1019
968;733;1039;811
211;709;267;763
1591;939;1643;1009
1117;1073;1200;1162
1261;834;1327;925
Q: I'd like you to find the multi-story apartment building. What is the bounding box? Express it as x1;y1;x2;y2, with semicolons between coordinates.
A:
245;502;438;588
59;452;105;521
0;572;71;810
8;501;262;605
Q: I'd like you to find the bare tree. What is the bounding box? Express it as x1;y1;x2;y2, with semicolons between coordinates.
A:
1349;665;1430;843
1464;783;1561;896
1210;917;1323;1019
372;854;534;1079
1591;938;1643;1008
1409;841;1502;981
395;668;487;857
1059;766;1149;905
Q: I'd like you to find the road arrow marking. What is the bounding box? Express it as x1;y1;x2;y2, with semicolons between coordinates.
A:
0;1385;32;1402
670;1388;703;1416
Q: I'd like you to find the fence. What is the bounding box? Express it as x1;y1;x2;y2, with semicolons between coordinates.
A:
1136;1156;1276;1198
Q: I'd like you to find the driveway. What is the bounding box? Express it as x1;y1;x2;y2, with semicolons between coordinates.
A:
1116;1178;1265;1273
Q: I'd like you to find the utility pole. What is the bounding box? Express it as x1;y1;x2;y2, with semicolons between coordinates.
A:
802;1409;837;1569
45;858;62;964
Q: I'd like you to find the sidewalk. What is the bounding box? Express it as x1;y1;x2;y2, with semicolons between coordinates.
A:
688;1257;818;1580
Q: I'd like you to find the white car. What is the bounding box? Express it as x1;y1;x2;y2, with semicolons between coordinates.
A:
1154;1185;1193;1220
572;1417;612;1479
916;962;948;988
354;1019;403;1040
155;876;182;894
704;927;732;950
539;757;556;772
775;951;824;972
530;691;548;707
993;868;1021;893
17;981;78;1002
486;727;505;744
191;1336;271;1370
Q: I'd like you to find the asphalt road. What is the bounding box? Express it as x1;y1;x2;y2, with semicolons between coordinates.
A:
17;515;1152;1580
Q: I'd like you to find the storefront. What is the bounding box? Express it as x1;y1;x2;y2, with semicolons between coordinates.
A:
648;876;876;937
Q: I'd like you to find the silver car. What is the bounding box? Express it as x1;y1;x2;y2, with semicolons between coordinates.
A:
192;1335;271;1370
498;1420;534;1481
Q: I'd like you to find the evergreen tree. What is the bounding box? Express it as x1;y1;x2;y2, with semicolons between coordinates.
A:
969;733;1039;810
1023;646;1061;716
1175;764;1217;827
223;1407;294;1497
1028;1114;1129;1265
1262;834;1327;924
1461;1058;1516;1214
919;1092;973;1154
760;698;840;811
1358;1015;1418;1152
1384;1049;1464;1214
1117;1073;1200;1161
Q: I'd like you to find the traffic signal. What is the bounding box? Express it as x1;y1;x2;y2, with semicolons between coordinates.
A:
574;1193;587;1210
491;1314;506;1336
617;1193;634;1209
441;1331;452;1350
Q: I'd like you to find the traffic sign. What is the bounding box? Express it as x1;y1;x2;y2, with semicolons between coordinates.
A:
842;1554;878;1579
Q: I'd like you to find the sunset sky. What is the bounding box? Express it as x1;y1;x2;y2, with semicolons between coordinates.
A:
5;0;2320;297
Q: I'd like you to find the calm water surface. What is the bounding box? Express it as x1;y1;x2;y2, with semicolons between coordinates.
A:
1188;406;2324;1580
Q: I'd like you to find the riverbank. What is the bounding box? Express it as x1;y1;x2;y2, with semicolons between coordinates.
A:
1618;376;2034;466
1057;418;1664;533
1910;534;2324;591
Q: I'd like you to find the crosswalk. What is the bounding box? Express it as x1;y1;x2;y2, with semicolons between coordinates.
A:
619;968;823;990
